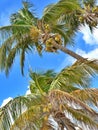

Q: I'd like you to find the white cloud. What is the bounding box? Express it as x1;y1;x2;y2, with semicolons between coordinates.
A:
79;24;98;45
25;89;31;95
76;48;98;60
1;86;31;108
1;97;13;107
25;86;31;95
59;48;98;69
69;48;98;64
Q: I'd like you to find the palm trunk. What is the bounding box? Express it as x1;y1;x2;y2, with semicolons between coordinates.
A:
52;41;85;61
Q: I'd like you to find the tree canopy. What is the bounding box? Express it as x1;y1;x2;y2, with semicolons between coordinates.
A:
0;0;98;75
0;0;98;130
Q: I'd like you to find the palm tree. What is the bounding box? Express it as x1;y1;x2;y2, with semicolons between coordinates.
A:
43;0;98;29
0;0;98;75
0;61;98;130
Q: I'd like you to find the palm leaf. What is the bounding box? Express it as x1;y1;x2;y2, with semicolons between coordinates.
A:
53;111;81;130
83;0;96;7
0;26;36;74
71;88;98;107
63;105;98;129
10;106;43;130
5;47;17;75
42;0;80;23
49;89;98;128
0;94;47;130
0;25;31;38
50;59;98;91
0;36;15;70
29;70;56;94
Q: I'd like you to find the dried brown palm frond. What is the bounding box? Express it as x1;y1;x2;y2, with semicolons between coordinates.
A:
49;89;98;129
71;88;98;107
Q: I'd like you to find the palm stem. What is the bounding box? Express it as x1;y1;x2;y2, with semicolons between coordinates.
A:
52;40;85;60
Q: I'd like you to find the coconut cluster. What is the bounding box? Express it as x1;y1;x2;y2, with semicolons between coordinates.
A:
78;5;98;27
30;26;41;42
30;25;62;53
45;34;62;52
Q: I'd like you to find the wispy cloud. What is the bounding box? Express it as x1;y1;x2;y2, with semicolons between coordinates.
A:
79;24;98;45
76;48;98;59
58;48;98;70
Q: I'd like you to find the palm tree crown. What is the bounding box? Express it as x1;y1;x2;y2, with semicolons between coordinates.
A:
0;61;98;130
0;0;98;75
0;1;98;130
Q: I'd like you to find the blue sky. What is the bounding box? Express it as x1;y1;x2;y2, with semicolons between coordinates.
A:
0;0;98;106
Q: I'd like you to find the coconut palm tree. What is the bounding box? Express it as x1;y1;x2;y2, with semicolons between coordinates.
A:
0;0;98;75
43;0;98;29
0;60;98;130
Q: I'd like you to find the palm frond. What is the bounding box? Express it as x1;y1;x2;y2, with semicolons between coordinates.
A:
49;90;95;114
50;59;98;91
63;105;98;129
0;27;35;74
74;59;98;75
0;36;15;70
53;111;81;130
50;62;90;91
49;90;98;129
22;0;34;9
5;47;17;75
29;70;56;94
41;122;54;130
0;94;47;130
71;88;98;107
42;0;80;23
0;25;31;38
83;0;96;7
10;106;42;130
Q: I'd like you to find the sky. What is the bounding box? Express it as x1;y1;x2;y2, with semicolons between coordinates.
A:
0;0;98;107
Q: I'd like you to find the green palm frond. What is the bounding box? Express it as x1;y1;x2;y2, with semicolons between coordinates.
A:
71;88;98;107
10;1;37;26
0;36;15;70
42;0;80;46
74;59;98;75
0;94;47;130
10;106;42;130
50;59;98;91
42;0;80;23
22;0;34;9
50;62;90;91
0;25;31;38
0;25;36;75
29;70;56;94
5;47;17;75
10;9;37;26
